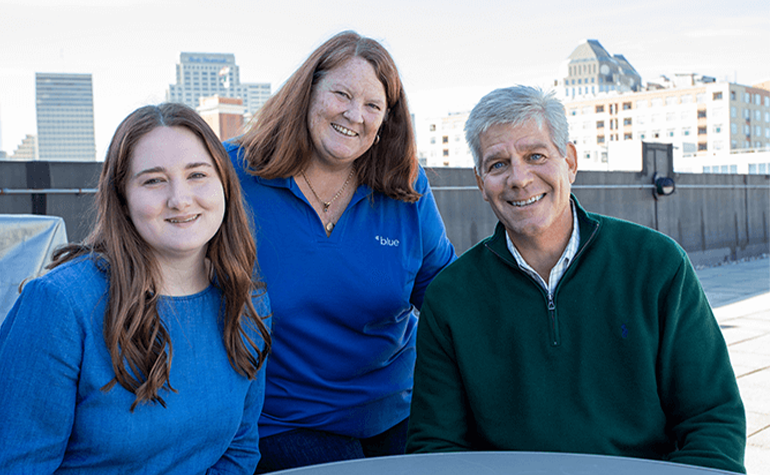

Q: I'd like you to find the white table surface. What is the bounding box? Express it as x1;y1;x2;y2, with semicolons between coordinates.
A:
272;451;741;475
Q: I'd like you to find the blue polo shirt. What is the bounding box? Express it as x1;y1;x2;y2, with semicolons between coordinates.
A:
226;142;456;438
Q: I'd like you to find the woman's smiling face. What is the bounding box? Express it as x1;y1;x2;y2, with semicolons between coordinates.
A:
124;126;225;264
307;56;387;169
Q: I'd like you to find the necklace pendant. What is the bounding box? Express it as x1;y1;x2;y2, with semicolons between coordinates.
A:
326;221;334;233
323;203;330;213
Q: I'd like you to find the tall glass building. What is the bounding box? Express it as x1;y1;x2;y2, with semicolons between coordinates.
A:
166;52;271;117
35;73;96;161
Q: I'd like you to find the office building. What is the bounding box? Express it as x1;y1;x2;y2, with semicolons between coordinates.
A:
557;39;642;101
197;95;245;141
166;52;271;117
35;73;96;161
417;111;474;168
10;134;38;160
565;77;770;171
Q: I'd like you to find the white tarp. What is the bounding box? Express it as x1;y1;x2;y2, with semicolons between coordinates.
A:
1;215;68;323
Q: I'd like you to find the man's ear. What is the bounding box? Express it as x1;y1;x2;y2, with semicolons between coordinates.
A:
474;170;489;202
565;142;578;184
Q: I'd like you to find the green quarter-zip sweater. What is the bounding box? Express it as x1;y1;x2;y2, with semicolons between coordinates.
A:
407;196;746;474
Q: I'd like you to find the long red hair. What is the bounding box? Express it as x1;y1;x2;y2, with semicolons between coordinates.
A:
237;30;420;202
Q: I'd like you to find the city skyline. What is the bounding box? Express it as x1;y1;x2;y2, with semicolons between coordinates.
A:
1;0;768;161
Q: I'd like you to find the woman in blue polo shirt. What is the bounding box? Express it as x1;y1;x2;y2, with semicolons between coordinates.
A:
226;31;456;472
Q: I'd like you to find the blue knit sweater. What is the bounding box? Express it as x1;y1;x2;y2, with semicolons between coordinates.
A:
0;257;269;474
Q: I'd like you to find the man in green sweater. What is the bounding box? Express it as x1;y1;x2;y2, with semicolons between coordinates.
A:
406;85;746;473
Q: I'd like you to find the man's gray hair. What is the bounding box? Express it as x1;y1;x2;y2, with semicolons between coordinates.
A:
465;86;569;172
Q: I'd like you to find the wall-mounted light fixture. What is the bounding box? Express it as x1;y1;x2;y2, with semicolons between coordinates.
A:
652;172;675;200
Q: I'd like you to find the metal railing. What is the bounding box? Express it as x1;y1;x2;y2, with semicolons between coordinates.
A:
0;188;97;195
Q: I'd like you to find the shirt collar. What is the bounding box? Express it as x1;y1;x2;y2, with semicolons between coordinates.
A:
505;200;580;294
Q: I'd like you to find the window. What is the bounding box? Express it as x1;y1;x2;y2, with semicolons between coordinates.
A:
651;98;663;107
744;125;751;134
713;141;723;150
713;92;723;100
744;93;751;103
595;105;604;113
730;165;738;174
636;100;647;108
623;118;632;126
582;106;592;114
697;109;707;118
698;142;708;151
761;164;768;174
623;102;632;110
667;129;675;137
430;137;436;144
713;124;722;133
597;135;605;144
665;96;677;105
703;166;711;173
698;127;707;135
756;110;762;121
429;124;436;132
749;164;757;174
744;109;750;119
666;112;677;121
442;149;449;156
624;133;633;140
442;136;448;143
731;106;737;118
681;94;693;104
696;93;705;103
596;120;605;129
766;112;770;122
766;128;770;138
765;97;770;107
756;126;762;136
730;91;736;100
569;109;577;116
683;127;692;136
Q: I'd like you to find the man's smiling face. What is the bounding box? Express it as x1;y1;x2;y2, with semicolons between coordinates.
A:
475;119;577;248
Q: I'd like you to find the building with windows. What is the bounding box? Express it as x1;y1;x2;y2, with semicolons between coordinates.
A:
35;73;96;161
166;52;270;117
9;134;38;160
556;39;642;101
417;111;474;168
565;76;770;171
197;95;245;141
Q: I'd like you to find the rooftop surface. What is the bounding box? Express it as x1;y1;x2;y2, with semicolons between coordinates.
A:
698;256;770;474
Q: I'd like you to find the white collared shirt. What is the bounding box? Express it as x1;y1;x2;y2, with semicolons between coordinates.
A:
505;201;580;296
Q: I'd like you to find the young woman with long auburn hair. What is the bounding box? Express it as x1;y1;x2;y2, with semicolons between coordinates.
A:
0;103;271;474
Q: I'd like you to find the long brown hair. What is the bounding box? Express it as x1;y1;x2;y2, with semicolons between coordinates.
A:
51;103;271;411
236;30;420;202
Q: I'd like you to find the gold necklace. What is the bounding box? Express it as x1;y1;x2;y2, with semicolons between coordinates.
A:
301;167;355;233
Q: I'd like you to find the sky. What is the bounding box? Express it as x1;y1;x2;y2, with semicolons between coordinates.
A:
0;0;768;160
